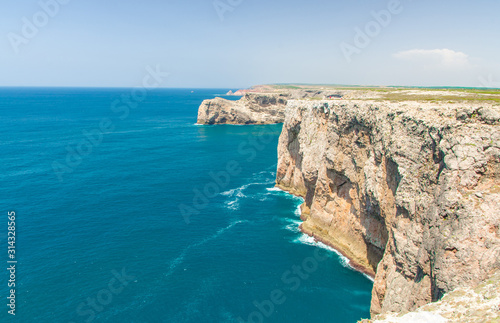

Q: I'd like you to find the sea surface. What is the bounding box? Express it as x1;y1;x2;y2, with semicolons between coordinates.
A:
0;88;372;323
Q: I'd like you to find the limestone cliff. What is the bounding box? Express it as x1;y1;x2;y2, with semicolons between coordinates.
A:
275;99;500;316
197;93;288;125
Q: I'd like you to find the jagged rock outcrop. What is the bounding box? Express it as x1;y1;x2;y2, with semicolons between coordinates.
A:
275;100;500;316
197;93;288;125
363;269;500;322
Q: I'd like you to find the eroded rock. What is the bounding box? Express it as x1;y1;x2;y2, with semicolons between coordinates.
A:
276;100;500;316
197;93;288;125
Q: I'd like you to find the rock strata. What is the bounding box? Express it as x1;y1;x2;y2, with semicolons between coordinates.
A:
275;99;500;316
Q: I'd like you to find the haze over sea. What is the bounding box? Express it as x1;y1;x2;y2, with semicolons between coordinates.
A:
0;88;372;322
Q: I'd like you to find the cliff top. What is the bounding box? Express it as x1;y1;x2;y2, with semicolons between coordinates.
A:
231;84;500;105
200;85;500;125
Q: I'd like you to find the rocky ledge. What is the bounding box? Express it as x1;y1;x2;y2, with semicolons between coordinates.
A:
276;99;500;317
362;269;500;322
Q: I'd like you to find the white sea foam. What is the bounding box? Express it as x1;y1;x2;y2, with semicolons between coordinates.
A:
220;183;251;196
294;204;302;217
284;220;302;233
221;179;274;199
251;169;276;183
164;220;248;277
264;186;304;202
220;172;298;212
164;252;186;278
293;233;375;281
221;183;250;211
110;129;151;135
225;199;239;210
220;188;236;196
257;195;271;202
111;126;173;135
294;234;351;267
195;220;248;247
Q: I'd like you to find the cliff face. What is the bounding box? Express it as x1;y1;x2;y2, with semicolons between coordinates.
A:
275;100;500;315
197;93;288;125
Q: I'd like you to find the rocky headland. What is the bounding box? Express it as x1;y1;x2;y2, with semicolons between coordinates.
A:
197;93;288;125
197;85;353;125
197;85;500;320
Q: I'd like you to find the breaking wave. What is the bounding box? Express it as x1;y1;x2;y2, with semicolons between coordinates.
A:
294;234;351;268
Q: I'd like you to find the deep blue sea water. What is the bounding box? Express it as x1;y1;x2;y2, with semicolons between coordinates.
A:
0;88;372;323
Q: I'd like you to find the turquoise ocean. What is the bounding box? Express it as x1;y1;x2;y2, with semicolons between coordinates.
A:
0;88;372;322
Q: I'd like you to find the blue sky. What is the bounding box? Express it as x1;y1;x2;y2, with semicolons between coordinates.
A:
1;0;499;88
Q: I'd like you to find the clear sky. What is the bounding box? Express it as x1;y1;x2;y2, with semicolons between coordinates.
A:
1;0;499;88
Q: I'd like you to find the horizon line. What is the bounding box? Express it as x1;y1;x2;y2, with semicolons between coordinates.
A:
0;84;498;90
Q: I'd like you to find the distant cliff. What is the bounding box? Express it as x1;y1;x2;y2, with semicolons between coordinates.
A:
197;93;288;125
196;86;352;125
276;99;500;316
